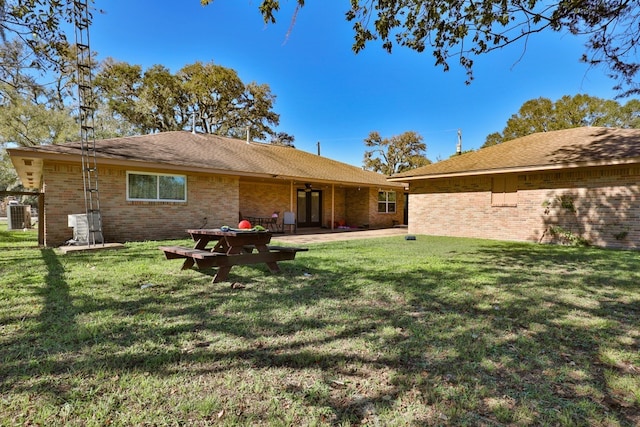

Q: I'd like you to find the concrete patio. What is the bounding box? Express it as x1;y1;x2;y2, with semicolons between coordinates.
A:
272;227;408;244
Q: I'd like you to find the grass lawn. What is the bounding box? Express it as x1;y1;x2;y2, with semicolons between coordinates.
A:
1;225;639;426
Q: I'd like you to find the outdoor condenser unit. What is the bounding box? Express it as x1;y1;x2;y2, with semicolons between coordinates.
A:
7;205;32;230
68;213;103;245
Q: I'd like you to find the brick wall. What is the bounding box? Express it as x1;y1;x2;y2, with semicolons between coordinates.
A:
41;159;405;246
238;183;404;230
346;187;404;229
240;182;354;229
408;165;640;249
42;160;239;246
239;181;293;221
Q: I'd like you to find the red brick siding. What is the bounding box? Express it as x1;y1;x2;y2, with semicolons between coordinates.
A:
239;181;294;220
345;188;369;227
41;160;404;245
345;187;404;229
238;183;403;230
240;182;352;229
408;165;640;249
324;188;347;228
42;160;239;246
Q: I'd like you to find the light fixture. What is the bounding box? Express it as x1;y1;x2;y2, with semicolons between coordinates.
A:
304;183;312;192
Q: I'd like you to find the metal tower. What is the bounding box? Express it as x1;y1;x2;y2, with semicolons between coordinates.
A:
74;0;103;246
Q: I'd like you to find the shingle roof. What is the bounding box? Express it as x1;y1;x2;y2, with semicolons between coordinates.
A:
9;131;401;189
390;127;640;180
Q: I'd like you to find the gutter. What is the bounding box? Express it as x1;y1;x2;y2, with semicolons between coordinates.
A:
388;157;640;182
8;149;405;190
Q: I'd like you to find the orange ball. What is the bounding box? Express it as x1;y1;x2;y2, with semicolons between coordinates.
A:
238;220;252;229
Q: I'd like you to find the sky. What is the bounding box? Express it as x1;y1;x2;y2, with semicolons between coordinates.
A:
86;0;626;167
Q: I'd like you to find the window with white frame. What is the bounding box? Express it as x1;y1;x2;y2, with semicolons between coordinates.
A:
127;172;186;202
378;190;396;213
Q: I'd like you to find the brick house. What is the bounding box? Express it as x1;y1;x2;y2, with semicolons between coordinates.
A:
389;127;640;249
8;131;405;246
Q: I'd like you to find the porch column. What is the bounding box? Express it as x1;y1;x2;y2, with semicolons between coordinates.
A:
38;193;44;246
331;184;335;230
289;180;294;211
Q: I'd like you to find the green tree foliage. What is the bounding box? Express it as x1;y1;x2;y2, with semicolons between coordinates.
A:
0;87;76;146
0;39;79;190
482;94;640;147
363;131;430;175
94;60;280;140
0;149;18;190
0;40;76;148
0;0;100;76
203;0;640;96
269;131;295;147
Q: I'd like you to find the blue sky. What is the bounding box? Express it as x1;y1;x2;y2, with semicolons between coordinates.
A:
88;0;624;167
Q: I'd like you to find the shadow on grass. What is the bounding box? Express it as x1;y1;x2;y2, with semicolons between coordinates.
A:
1;239;638;425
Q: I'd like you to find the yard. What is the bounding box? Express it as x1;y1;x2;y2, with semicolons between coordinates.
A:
0;224;639;426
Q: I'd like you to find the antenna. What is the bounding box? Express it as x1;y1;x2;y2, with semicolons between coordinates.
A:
74;0;103;246
456;129;462;155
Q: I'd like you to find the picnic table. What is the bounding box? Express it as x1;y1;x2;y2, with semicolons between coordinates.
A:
159;228;307;283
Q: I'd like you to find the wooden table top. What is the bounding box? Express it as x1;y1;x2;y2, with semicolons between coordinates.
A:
187;228;272;237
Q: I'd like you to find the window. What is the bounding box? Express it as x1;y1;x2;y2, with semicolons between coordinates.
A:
491;175;517;206
127;172;186;202
378;191;396;213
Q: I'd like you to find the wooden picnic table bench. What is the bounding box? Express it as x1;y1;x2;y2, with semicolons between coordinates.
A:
159;228;307;283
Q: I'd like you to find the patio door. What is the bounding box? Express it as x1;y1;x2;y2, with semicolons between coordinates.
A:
297;189;322;228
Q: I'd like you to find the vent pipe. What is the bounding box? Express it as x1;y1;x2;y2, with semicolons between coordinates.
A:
317;141;321;156
246;127;250;144
456;129;462;155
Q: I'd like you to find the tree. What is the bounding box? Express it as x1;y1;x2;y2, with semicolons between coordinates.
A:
180;62;279;140
93;60;151;133
92;97;138;139
482;94;640;147
0;87;76;146
0;0;100;79
0;149;19;191
270;131;295;147
203;0;640;96
363;131;430;175
94;60;280;139
0;40;76;148
0;39;79;190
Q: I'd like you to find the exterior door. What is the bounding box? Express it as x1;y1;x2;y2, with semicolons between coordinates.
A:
297;190;322;227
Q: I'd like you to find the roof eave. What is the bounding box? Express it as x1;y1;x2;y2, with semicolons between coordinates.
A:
274;176;404;188
7;150;44;189
8;148;404;189
388;157;640;181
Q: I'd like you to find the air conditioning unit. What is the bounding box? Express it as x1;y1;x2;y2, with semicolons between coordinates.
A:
7;205;32;230
68;213;103;245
